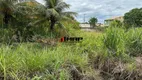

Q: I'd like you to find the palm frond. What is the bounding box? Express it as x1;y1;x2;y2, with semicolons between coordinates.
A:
55;2;70;12
28;18;47;26
62;12;78;17
56;21;69;36
46;9;60;18
61;16;72;21
14;1;46;19
61;12;77;20
0;0;15;14
56;21;64;28
54;0;61;6
44;0;54;8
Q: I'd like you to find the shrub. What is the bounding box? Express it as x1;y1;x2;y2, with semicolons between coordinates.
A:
103;27;125;56
125;28;142;56
0;29;14;44
110;20;123;28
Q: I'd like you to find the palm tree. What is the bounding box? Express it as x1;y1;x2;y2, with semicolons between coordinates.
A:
0;0;36;42
0;0;18;27
13;1;45;41
34;0;77;31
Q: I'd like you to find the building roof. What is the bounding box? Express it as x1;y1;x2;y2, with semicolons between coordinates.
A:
80;22;89;24
105;16;123;21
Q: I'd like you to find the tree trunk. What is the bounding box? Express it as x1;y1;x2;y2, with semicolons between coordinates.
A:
50;21;56;31
3;14;9;24
3;13;11;28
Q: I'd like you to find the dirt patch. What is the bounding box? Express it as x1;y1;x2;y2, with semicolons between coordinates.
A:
69;65;96;80
93;57;142;80
36;38;59;46
135;57;142;70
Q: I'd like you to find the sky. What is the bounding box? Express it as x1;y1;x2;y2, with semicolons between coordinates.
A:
36;0;142;23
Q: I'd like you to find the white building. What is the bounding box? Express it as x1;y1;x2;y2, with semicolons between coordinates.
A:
79;23;92;29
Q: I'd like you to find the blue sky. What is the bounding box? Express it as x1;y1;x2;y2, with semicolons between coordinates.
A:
36;0;142;23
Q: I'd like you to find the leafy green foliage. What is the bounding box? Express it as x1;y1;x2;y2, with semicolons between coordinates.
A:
0;28;142;79
0;0;18;27
0;1;142;80
0;0;79;43
34;0;77;31
124;8;142;28
0;29;14;44
125;28;142;56
89;17;98;27
103;27;125;56
110;20;123;28
103;27;142;57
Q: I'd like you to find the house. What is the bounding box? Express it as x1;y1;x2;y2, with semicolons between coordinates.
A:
104;16;123;26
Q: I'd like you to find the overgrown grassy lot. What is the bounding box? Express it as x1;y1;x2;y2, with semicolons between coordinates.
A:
0;0;141;80
0;27;142;80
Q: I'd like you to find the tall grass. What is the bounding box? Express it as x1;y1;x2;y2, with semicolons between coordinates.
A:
125;28;142;56
103;27;125;56
0;27;141;79
103;27;142;57
0;43;89;79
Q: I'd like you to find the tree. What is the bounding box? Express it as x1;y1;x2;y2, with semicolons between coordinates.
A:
12;1;43;41
33;0;77;31
0;0;41;42
124;8;142;28
0;0;18;27
89;17;98;28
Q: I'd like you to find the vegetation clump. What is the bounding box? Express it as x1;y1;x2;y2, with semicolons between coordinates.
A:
0;0;142;80
124;8;142;28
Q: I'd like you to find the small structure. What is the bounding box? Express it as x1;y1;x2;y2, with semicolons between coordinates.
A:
96;23;104;27
79;23;93;29
80;23;104;29
104;16;123;26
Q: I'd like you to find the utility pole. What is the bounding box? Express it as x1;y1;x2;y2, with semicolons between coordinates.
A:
84;14;86;23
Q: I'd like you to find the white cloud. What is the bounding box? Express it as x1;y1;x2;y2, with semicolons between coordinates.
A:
36;0;142;23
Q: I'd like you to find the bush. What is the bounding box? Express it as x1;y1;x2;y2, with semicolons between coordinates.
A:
103;27;125;56
125;28;142;56
110;20;123;28
0;29;14;44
